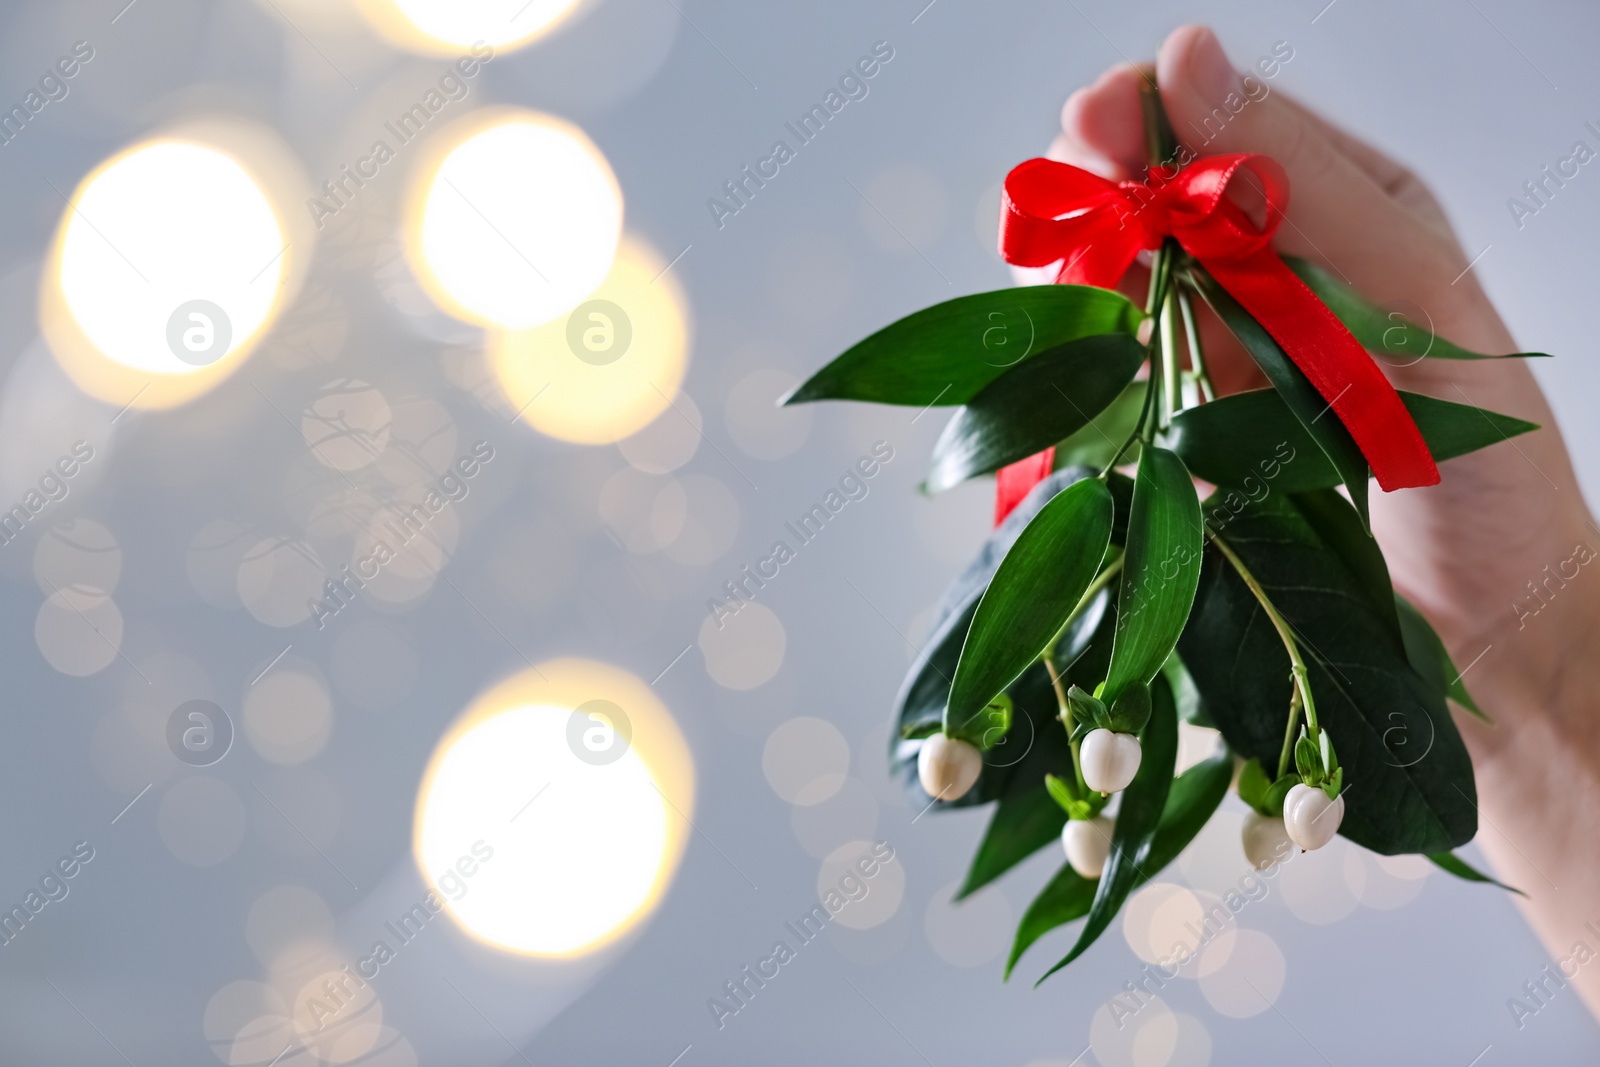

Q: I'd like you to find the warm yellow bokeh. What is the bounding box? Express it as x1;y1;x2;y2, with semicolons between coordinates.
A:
489;235;690;444
40;122;310;409
404;108;622;330
355;0;586;56
413;659;694;957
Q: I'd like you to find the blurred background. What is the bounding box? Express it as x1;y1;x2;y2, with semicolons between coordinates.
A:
0;0;1597;1063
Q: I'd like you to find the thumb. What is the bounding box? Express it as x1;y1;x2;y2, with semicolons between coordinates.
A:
1154;26;1473;327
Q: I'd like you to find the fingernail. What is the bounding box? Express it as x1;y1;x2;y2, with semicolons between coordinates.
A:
1187;28;1238;104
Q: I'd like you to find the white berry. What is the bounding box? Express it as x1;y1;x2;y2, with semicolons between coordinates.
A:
1062;814;1115;879
917;734;982;801
1080;729;1141;794
1283;782;1344;851
1240;809;1294;870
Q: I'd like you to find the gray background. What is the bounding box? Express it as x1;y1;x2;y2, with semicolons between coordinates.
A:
0;0;1596;1064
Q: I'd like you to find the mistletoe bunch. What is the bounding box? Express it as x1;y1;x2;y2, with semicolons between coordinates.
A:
785;85;1534;983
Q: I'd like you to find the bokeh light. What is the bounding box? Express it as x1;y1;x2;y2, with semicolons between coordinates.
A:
356;0;586;56
41;124;308;408
489;235;689;444
406;110;622;330
762;716;849;805
699;600;785;689
413;659;693;956
817;839;904;930
1197;929;1286;1018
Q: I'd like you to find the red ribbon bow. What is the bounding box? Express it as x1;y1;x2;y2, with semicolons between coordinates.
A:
991;153;1438;526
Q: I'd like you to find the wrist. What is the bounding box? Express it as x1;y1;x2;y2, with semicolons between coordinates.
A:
1461;552;1600;763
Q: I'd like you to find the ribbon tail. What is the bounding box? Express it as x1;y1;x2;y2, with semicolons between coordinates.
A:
994;448;1055;527
1204;252;1440;491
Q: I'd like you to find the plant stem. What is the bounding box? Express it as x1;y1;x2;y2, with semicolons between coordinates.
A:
1160;285;1180;429
1277;682;1302;781
1101;385;1151;476
1041;555;1126;797
1210;531;1321;747
1137;72;1178;167
1139;244;1176;444
1103;77;1183;471
1177;285;1215;403
1042;653;1086;798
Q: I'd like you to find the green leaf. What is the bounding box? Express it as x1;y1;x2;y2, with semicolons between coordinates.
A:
1403;392;1541;465
958;785;1067;901
1292;488;1401;644
947;598;1120;897
1006;866;1096;980
1102;447;1203;704
1055;380;1146;471
1284;256;1550;362
947;478;1114;731
1184;264;1371;527
1396;595;1489;722
948;694;1013;751
1179;492;1478;854
1428;851;1525;896
1161;652;1212;727
784;286;1145;408
1107;470;1135;546
1036;676;1179;981
1006;747;1231;978
892;469;1111;809
926;334;1146;492
1044;775;1077;814
1166;389;1540;495
1237;757;1273;813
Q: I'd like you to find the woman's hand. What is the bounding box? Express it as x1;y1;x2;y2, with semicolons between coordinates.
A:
1036;24;1600;1019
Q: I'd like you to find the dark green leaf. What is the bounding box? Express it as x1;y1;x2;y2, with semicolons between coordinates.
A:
1285;256;1550;362
892;469;1109;809
926;334;1146;492
948;602;1118;896
1167;389;1540;495
1005;866;1095;980
894;469;1124;898
1428;851;1525;896
1036;677;1179;981
948;478;1114;731
959;786;1067;901
1005;747;1231;978
1103;447;1203;703
1179;492;1478;853
1055;380;1146;471
1023;710;1234;983
1396;595;1489;721
1184;264;1371;526
784;286;1144;407
1107;470;1135;546
1292;489;1401;644
1404;393;1541;465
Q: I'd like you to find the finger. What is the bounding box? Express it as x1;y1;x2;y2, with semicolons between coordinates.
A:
1058;63;1147;179
1270;90;1455;237
1154;26;1488;340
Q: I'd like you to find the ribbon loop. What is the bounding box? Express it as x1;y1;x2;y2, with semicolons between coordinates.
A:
992;152;1438;524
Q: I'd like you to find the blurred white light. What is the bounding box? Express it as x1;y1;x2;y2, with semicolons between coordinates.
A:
359;0;584;55
408;112;621;329
489;235;691;445
55;142;286;375
414;661;693;956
